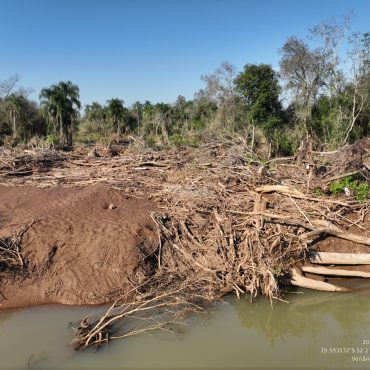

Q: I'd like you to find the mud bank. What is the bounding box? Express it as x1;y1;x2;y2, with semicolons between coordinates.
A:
0;184;158;308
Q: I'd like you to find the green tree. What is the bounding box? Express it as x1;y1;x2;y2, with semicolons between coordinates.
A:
6;94;24;139
40;81;81;145
84;102;107;122
234;64;282;130
106;98;126;134
153;103;172;141
2;94;46;141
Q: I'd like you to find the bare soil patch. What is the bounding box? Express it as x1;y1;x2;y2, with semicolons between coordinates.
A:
0;184;158;308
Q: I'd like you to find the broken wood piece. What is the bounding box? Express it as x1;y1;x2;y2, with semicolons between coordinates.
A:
87;148;100;158
255;185;304;196
301;265;370;278
135;161;169;168
255;184;350;206
249;211;370;246
290;266;350;292
308;251;370;265
323;170;362;184
302;228;370;246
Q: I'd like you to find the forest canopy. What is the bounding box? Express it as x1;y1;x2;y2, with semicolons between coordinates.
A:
0;18;368;155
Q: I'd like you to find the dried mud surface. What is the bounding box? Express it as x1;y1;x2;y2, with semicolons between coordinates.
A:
0;184;158;308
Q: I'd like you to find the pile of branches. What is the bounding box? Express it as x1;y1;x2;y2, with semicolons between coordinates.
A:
72;141;369;350
0;236;24;271
0;221;36;275
151;173;369;299
0;148;69;178
1;139;369;349
72;278;204;350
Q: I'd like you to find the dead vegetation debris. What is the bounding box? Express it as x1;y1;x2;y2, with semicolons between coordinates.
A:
0;138;369;349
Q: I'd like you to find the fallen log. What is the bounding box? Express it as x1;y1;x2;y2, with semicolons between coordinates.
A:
308;251;370;265
322;170;362;184
135;161;169;168
301;265;370;278
290;266;350;292
303;228;370;246
246;210;370;246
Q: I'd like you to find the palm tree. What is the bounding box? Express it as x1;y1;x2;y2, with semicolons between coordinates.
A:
40;81;81;145
132;101;143;133
106;98;125;134
85;102;106;122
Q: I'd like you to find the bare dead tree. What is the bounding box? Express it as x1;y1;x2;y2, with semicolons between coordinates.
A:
0;75;19;99
280;37;329;138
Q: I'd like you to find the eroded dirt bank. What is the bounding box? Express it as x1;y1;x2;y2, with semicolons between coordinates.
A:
0;140;369;313
0;184;158;308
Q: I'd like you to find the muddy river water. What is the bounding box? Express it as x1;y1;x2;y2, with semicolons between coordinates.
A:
1;280;370;370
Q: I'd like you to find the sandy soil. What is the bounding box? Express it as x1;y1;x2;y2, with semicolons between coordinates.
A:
0;184;158;308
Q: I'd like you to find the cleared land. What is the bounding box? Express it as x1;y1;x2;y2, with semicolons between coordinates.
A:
0;139;369;347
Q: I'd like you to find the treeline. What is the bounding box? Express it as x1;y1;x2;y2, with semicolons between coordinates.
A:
0;18;369;155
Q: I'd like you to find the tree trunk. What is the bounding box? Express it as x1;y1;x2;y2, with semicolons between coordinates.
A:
12;110;17;139
251;124;255;150
290;266;350;292
137;112;140;134
116;118;121;135
308;251;370;265
59;111;65;144
161;117;169;144
67;117;73;146
301;264;370;278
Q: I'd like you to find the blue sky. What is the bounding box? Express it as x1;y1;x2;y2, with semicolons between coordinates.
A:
0;0;369;108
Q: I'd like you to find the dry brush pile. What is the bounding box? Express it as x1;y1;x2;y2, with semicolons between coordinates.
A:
1;138;369;350
72;139;369;350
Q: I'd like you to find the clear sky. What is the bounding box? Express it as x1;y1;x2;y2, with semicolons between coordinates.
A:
0;0;369;108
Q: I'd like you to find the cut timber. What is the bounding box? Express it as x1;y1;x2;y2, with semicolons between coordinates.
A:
290;266;350;292
255;185;304;196
308;251;370;265
303;228;370;246
301;265;370;278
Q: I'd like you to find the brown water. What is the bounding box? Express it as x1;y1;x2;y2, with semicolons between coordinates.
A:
1;280;370;370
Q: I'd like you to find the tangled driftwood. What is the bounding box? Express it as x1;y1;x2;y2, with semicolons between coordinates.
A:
0;139;369;349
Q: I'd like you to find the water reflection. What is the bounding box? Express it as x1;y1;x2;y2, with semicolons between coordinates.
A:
0;308;16;327
233;281;370;347
0;283;370;370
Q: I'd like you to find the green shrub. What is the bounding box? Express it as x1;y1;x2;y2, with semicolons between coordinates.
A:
169;134;200;148
146;137;157;149
329;176;370;202
313;187;325;197
46;134;59;145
